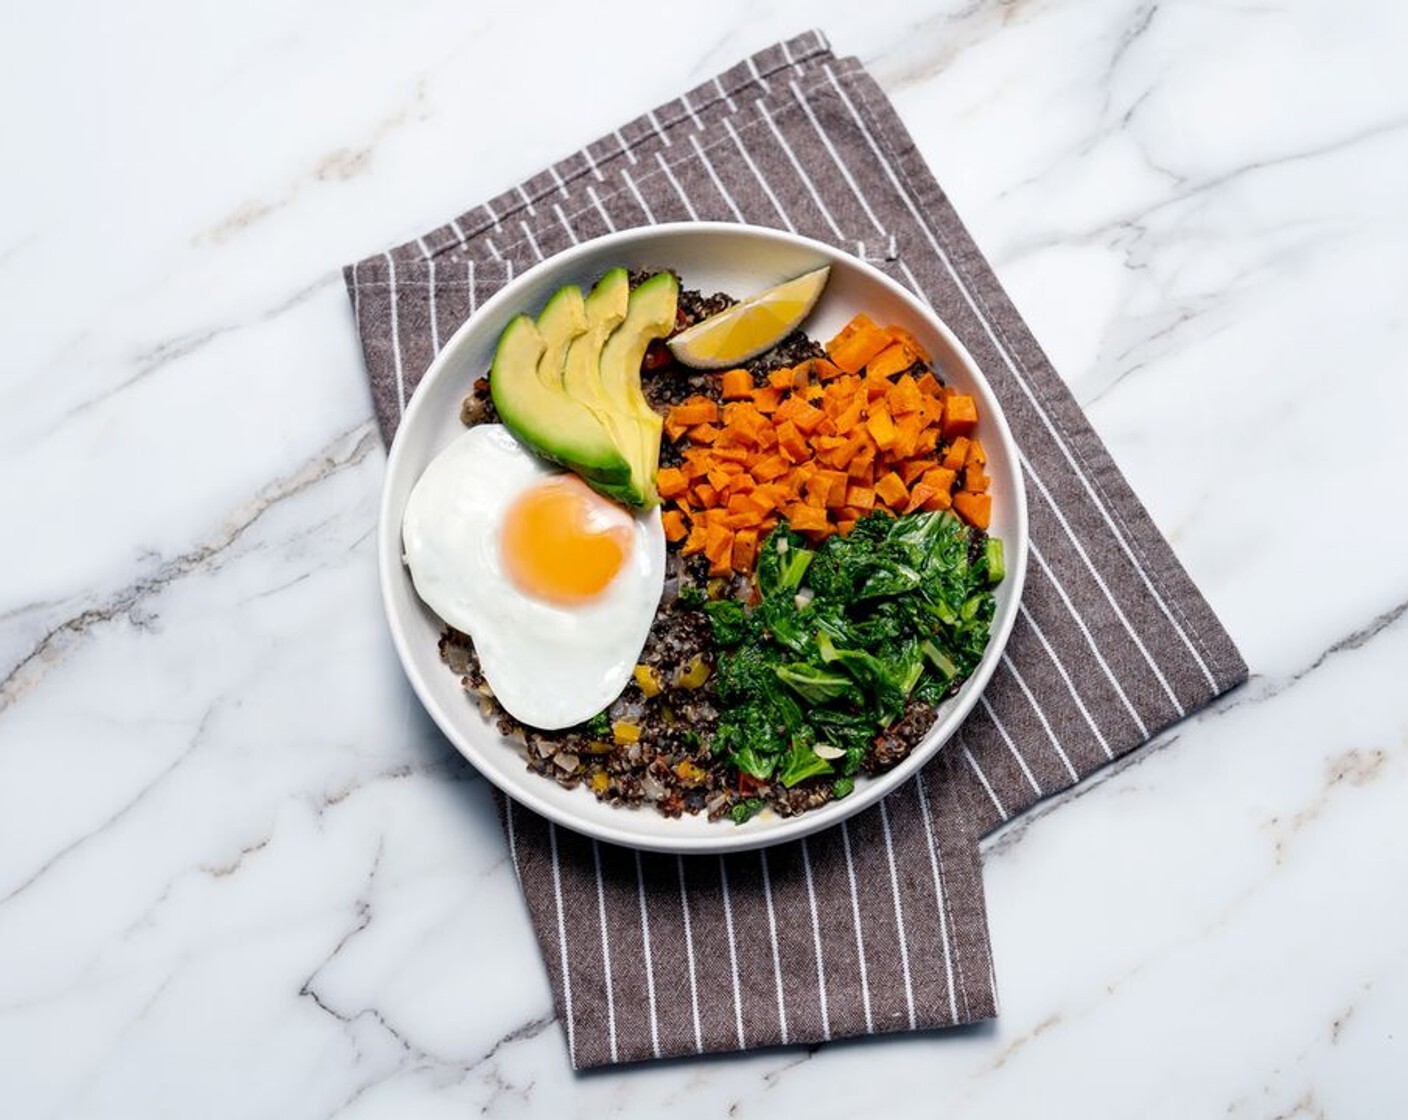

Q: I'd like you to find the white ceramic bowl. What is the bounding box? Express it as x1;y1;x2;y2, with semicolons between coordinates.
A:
380;222;1028;853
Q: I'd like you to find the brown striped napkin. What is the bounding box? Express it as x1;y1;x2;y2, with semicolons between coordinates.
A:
345;30;1247;1068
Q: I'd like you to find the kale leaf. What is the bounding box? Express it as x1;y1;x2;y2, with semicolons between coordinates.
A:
705;510;1002;794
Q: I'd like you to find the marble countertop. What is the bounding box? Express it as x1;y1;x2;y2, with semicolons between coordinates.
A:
3;1;1405;1115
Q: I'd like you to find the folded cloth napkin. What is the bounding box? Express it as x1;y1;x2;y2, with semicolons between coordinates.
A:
346;30;1247;1068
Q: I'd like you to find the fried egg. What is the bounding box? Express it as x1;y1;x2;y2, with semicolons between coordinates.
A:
401;424;665;730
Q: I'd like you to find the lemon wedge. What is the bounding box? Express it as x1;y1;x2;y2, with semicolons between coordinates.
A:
667;265;830;369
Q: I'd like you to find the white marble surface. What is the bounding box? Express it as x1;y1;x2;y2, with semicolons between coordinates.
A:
3;1;1406;1115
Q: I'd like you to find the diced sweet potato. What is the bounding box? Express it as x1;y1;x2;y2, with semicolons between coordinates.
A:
942;394;978;439
786;503;830;532
732;529;759;572
827;313;892;374
661;509;687;542
886;374;922;416
845;484;876;510
874;471;908;508
866;404;898;451
751;386;782;413
942;437;970;471
920;467;957;493
721;368;754;400
656;467;688;498
776;420;808;463
915;371;942;397
865;341;917;381
900;458;939;485
953;490;992;529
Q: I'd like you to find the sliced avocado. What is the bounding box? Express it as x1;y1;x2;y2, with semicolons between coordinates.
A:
598;272;679;506
488;314;633;493
533;285;587;392
562;269;647;503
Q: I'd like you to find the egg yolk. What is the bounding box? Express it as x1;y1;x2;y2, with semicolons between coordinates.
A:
500;476;634;605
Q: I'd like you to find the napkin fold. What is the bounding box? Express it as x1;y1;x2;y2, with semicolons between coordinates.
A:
346;30;1246;1068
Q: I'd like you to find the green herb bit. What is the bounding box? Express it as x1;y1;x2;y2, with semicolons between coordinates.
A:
779;737;835;788
730;798;766;825
983;537;1005;583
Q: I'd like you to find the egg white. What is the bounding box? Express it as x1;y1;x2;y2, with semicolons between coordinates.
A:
401;424;665;730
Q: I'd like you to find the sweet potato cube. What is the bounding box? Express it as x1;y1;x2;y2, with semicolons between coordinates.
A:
964;466;991;493
893;413;923;460
966;437;987;466
750;454;789;482
835;396;866;433
688;423;721;445
874;471;908;508
785;503;830;533
790;400;827;435
827;314;891;374
900;459;938;485
692;483;717;507
865;341;917;381
661;510;688;542
952;491;992;530
668;398;719;427
921;467;957;493
942;394;978;438
866;405;899;451
683;523;708;554
847;442;877;481
768;367;796;390
904;483;938;514
863;371;892;401
923;487;953;512
942;437;970;471
814;470;847;508
751;386;782;413
885;325;932;364
812;358;845;381
777;420;809;463
705;524;735;574
887;374;923;417
803;474;831;507
915;371;942;397
836;518;858;536
918;394;945;428
745;488;779;516
845;484;876;510
720;368;753;399
732;529;759;572
656;467;688;499
915;427;939;455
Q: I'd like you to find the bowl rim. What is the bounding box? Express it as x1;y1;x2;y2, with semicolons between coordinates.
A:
379;221;1028;853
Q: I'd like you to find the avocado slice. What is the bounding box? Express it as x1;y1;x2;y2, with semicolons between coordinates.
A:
562;269;646;502
597;272;679;506
533;285;587;392
488;314;633;493
563;269;629;421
